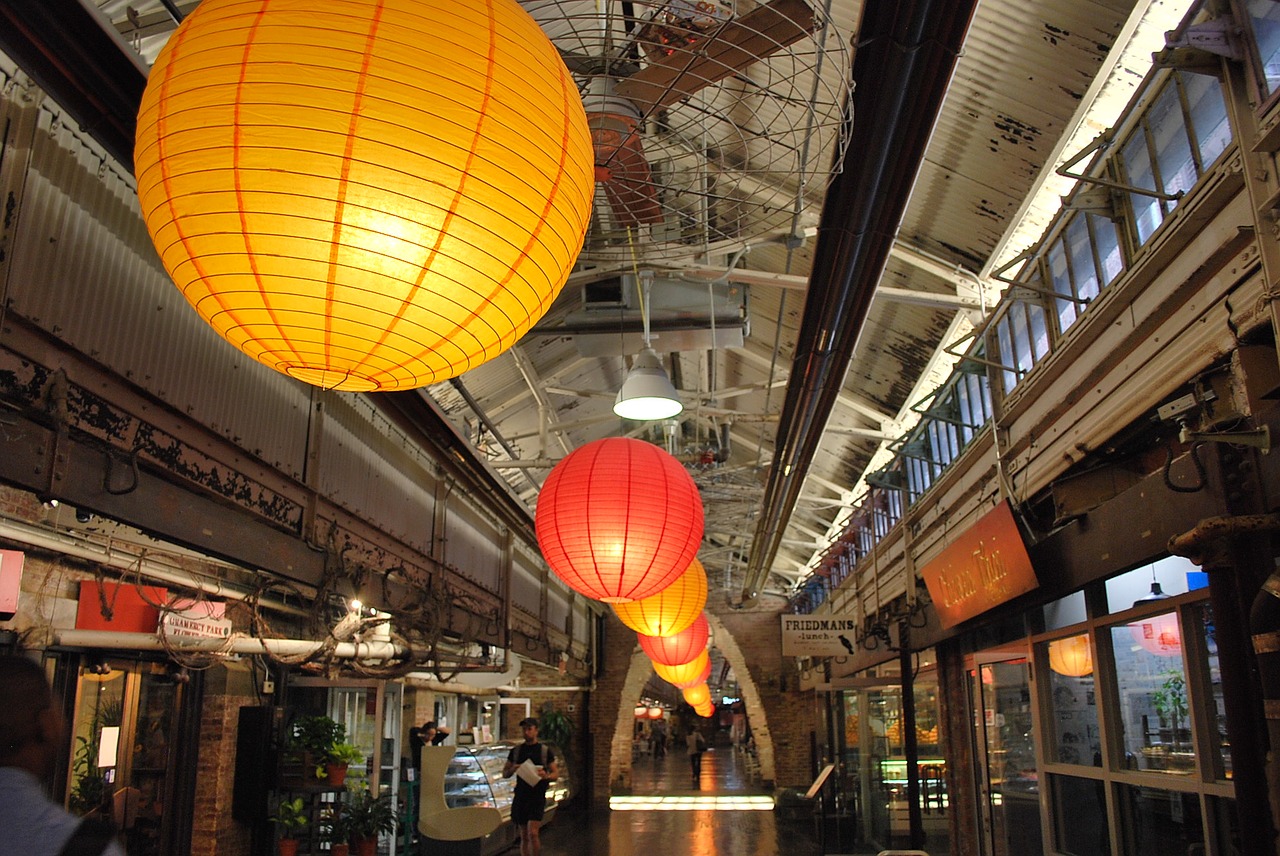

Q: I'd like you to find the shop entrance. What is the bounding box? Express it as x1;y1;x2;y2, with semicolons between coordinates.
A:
969;652;1043;856
62;655;195;856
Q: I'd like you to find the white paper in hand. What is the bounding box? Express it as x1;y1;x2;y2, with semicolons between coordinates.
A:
516;758;542;786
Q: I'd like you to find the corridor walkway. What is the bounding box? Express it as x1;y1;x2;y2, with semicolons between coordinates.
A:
538;735;829;856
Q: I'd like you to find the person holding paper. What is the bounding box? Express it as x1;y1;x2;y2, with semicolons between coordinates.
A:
502;717;557;856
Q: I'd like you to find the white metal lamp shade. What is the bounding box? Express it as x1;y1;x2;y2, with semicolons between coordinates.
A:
613;348;683;420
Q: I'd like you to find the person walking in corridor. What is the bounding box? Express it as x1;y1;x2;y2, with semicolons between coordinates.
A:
687;726;707;785
503;717;557;856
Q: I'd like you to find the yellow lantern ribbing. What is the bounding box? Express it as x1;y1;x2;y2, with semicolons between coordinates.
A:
612;559;707;637
135;0;594;391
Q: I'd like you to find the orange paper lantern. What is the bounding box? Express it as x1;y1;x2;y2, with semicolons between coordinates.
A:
535;438;704;602
1048;634;1092;677
653;651;711;689
135;0;594;391
612;559;707;636
647;707;664;720
683;683;711;707
638;614;709;666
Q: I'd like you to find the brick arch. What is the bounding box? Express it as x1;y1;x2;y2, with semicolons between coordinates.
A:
601;617;777;790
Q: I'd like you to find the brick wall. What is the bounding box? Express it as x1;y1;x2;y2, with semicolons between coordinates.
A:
191;663;256;856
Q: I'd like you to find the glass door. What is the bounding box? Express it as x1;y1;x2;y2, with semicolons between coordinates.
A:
65;657;189;856
970;656;1043;856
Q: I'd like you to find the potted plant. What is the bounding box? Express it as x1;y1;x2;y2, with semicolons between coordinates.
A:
343;785;396;856
325;742;365;787
270;796;308;856
1153;671;1190;749
319;806;350;856
290;714;345;779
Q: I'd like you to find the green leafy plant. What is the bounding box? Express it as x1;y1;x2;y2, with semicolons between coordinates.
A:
318;806;349;845
539;706;574;785
270;796;309;840
343;785;396;841
1152;671;1189;747
326;742;365;766
290;714;345;757
68;697;123;815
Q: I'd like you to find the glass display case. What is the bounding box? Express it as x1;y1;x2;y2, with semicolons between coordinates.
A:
443;742;572;821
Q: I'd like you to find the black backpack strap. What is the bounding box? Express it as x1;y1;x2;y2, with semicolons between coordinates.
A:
57;818;117;856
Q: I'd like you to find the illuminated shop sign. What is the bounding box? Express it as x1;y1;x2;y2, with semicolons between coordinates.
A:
921;499;1038;628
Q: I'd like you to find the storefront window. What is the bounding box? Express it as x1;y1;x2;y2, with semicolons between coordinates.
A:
1109;612;1195;775
1049;773;1110;856
1193;602;1232;780
1245;0;1280;98
1040;633;1099;767
1116;783;1204;855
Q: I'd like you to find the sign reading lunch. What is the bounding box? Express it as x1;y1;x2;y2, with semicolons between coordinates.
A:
781;615;863;657
921;499;1038;628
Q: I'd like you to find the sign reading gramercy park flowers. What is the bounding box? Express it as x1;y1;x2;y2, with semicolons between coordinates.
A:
781;615;862;657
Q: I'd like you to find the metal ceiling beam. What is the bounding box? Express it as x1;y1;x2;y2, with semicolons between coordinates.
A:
740;0;979;604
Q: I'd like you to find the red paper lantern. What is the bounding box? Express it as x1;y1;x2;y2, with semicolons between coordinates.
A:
1130;611;1181;656
535;437;703;602
638;614;709;666
613;559;707;636
653;650;711;689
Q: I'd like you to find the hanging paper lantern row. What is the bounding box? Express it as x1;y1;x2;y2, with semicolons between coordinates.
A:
653;651;711;689
638;613;709;666
682;682;711;707
135;0;594;392
613;559;707;637
634;705;648;718
1048;634;1093;677
647;707;664;720
536;437;704;602
694;702;714;718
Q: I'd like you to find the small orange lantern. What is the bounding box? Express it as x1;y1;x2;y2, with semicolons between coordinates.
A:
683;683;711;707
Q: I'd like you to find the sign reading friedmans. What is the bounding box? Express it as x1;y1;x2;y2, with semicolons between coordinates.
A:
920;499;1038;628
781;615;862;657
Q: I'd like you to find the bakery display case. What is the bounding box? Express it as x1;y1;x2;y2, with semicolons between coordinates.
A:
443;742;573;821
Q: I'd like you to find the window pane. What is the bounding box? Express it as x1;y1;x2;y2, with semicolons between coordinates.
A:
1194;601;1232;780
1028;301;1050;361
1050;774;1110;856
1011;304;1035;373
1122;128;1163;245
1246;0;1280;97
1041;634;1099;766
1210;796;1239;855
1116;784;1204;856
1181;71;1231;167
1066;214;1100;304
1089;213;1124;287
996;315;1018;393
1047;239;1077;332
1109;613;1195;775
1149;81;1197;200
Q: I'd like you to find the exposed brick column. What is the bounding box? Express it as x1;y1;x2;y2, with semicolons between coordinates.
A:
191;663;256;856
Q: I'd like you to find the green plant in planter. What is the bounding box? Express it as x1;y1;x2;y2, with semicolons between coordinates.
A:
343;785;396;842
290;714;346;757
1152;671;1189;745
270;796;309;840
326;742;365;766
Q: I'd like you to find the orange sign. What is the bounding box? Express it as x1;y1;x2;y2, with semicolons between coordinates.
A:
921;500;1037;628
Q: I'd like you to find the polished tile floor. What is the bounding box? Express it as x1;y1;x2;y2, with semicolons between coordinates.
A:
538;736;831;856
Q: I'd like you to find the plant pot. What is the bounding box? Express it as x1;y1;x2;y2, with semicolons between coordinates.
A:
325;762;349;787
330;845;350;856
353;837;378;856
278;839;300;856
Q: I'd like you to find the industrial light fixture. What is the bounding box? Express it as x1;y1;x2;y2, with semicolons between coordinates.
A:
614;272;683;420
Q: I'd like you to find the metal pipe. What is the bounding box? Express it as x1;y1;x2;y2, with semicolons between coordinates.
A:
0;517;309;616
740;0;978;602
57;629;407;659
449;377;542;494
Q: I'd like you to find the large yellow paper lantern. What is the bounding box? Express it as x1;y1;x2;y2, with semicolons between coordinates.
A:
1048;634;1092;677
135;0;594;391
612;559;707;637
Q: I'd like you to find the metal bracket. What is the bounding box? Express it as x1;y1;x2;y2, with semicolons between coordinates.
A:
1179;424;1270;453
